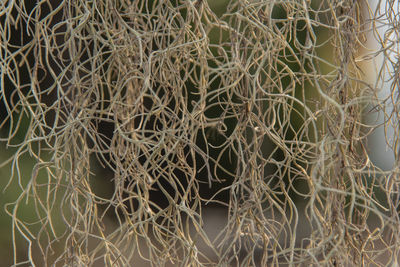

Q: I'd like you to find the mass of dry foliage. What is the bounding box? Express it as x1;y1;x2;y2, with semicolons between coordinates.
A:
1;0;399;266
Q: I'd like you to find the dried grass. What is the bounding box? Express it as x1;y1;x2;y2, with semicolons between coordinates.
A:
1;0;399;266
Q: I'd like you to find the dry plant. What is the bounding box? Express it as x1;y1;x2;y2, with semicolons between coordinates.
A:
1;0;399;266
